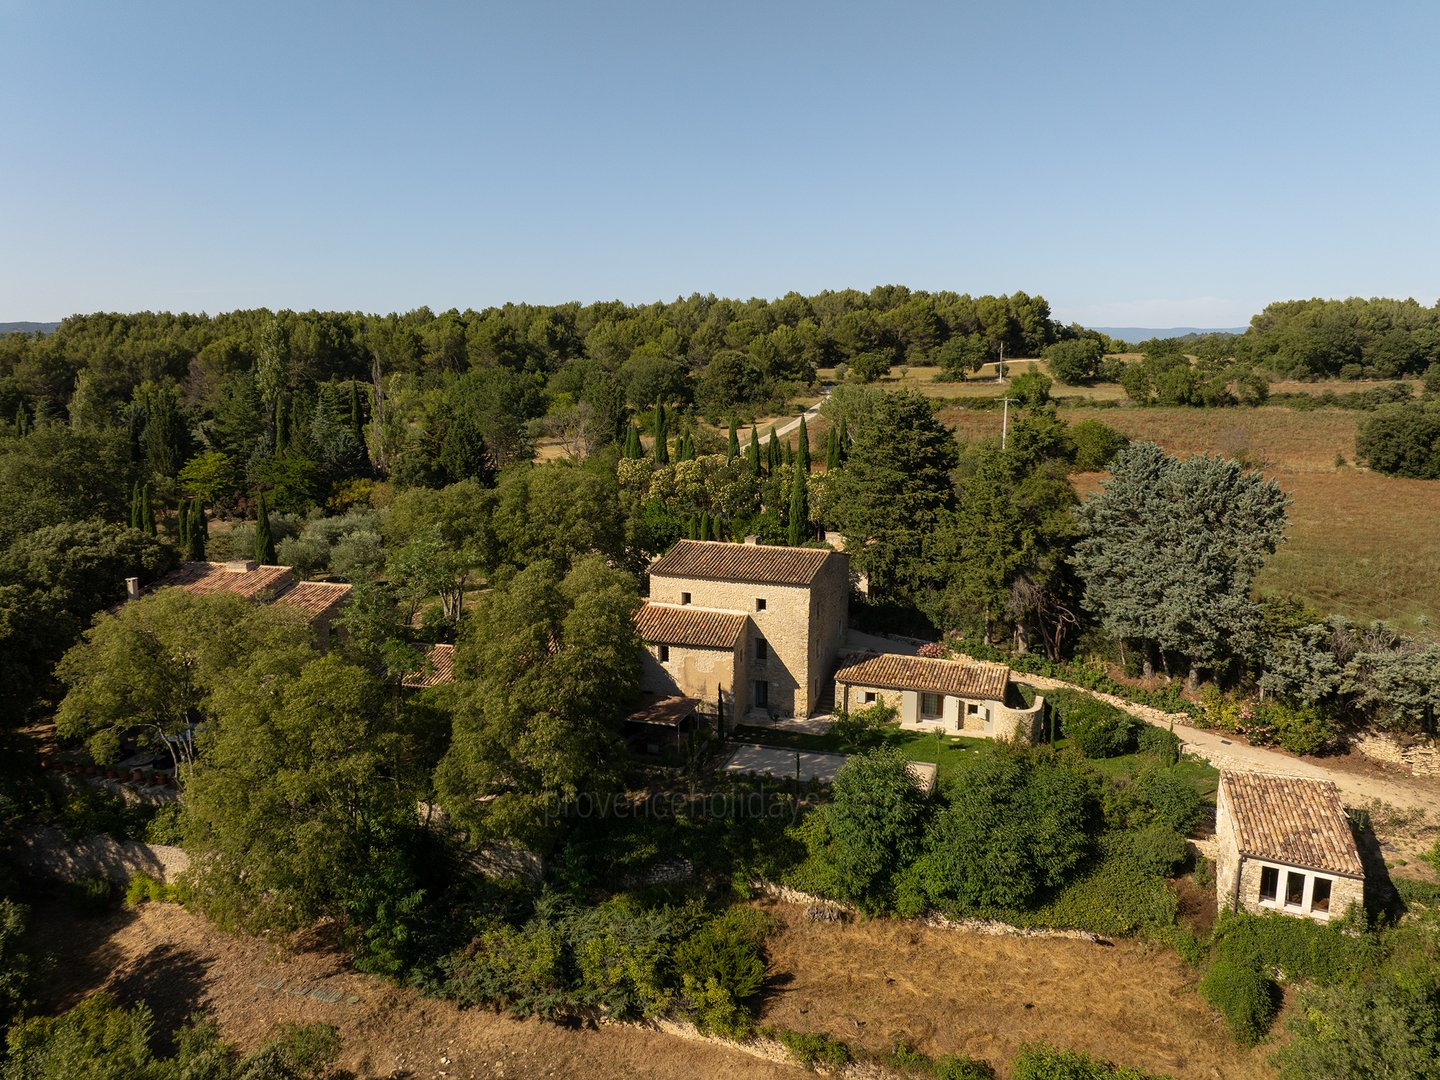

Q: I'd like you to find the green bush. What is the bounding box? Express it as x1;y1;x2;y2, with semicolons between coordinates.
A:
1103;765;1203;835
934;1052;996;1079
1265;700;1337;756
123;873;183;906
673;906;775;1003
1198;960;1279;1046
773;1027;852;1070
142;802;185;845
69;874;115;914
1209;909;1375;986
1117;825;1190;877
1135;724;1181;763
1059;694;1139;758
1019;834;1178;935
0;898;34;1034
1010;1041;1165;1079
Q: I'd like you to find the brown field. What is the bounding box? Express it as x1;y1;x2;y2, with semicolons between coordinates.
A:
35;896;1271;1080
939;404;1440;632
757;900;1272;1079
820;363;1128;403
37;901;800;1080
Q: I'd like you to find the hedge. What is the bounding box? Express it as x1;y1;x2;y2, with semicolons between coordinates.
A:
1198;960;1279;1046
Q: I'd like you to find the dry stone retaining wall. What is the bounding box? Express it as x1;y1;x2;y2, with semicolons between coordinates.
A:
1351;732;1440;777
13;825;189;884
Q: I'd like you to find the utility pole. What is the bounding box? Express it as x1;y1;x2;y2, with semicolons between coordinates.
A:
995;342;1005;383
1001;396;1014;450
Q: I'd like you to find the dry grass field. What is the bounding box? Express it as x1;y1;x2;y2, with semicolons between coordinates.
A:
939;403;1440;632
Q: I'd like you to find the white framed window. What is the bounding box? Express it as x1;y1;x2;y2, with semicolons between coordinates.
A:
863;691;877;704
920;692;943;719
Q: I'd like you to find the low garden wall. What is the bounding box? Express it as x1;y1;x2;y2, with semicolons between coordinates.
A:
1350;732;1440;777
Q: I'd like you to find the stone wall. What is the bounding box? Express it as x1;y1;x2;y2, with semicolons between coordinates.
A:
14;825;190;885
640;640;744;712
1351;732;1440;777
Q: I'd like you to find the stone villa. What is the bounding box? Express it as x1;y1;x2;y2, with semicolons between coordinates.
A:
637;539;850;719
134;559;351;647
1215;771;1365;921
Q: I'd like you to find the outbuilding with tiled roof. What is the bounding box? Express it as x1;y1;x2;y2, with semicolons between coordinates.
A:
1215;770;1365;921
833;651;1043;744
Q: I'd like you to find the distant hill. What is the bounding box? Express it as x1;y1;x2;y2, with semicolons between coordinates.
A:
1089;326;1248;345
0;322;60;336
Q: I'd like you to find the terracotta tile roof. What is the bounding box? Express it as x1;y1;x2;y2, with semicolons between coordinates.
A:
402;644;455;689
635;602;748;649
1221;772;1364;878
647;539;837;586
272;580;352;621
157;560;296;600
834;652;1010;701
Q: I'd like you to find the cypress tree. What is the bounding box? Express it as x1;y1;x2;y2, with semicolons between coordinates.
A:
717;691;726;741
788;462;809;546
130;481;143;531
177;498;189;550
255;494;275;565
349;381;363;443
767;427;780;472
622;422;641;459
727;419;740;463
748;425;761;476
185;499;206;561
797;415;811;472
837;417;849;462
783;441;794;467
14;403;28;437
826;427;839;471
701;511;713;541
654;404;669;465
198;498;209;540
141;484;155;536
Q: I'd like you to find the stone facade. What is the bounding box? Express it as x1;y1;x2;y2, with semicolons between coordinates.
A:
835;680;1044;744
640;639;747;715
646;543;849;718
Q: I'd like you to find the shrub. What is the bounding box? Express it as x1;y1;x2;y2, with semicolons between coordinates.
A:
1059;694;1139;758
1011;1041;1163;1079
69;874;115;914
1104;765;1204;835
142;802;185;845
1275;976;1440;1080
1199;960;1279;1046
773;1028;852;1070
1265;700;1337;756
1021;834;1178;935
124;873;182;906
1135;724;1181;763
674;906;776;1035
1118;825;1190;877
1209;909;1374;986
0;899;34;1033
934;1052;996;1079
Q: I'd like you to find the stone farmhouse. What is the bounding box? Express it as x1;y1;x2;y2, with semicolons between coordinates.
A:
1215;770;1365;922
834;652;1044;743
133;560;352;647
637;539;850;719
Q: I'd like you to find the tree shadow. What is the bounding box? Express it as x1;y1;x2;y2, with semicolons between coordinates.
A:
1353;821;1401;922
106;941;212;1052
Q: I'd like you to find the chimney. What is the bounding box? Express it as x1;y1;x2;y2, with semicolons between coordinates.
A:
224;560;257;574
125;577;140;602
743;535;759;545
824;531;846;551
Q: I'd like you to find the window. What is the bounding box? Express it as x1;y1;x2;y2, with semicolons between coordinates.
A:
1258;865;1278;903
755;597;767;611
755;638;768;661
753;680;769;707
863;691;877;704
680;592;691;605
1285;870;1305;907
658;645;670;663
920;692;943;719
966;702;979;715
1310;876;1332;913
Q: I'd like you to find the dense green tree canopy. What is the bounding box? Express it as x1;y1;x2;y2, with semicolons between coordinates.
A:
1072;442;1289;683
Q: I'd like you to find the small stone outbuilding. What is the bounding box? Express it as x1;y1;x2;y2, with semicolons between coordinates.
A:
833;652;1044;743
1215;771;1365;921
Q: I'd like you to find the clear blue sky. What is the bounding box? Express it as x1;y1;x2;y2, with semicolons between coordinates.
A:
3;0;1437;327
